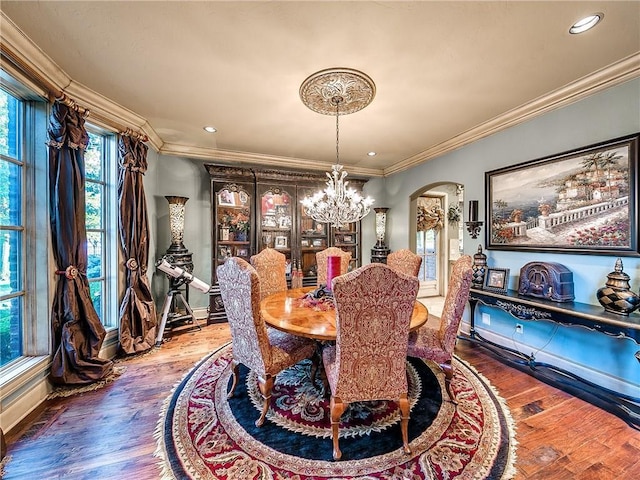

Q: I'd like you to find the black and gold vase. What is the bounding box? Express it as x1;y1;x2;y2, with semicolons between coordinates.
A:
596;258;640;316
472;244;487;289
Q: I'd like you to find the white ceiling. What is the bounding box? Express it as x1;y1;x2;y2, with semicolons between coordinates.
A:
1;1;639;177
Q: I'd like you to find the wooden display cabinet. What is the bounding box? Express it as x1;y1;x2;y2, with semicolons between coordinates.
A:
204;163;367;323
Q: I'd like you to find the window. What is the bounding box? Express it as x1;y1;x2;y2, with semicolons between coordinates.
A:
0;73;48;368
85;129;117;330
0;87;24;366
417;228;438;281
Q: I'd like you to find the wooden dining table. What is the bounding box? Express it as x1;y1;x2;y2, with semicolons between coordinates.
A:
260;286;429;341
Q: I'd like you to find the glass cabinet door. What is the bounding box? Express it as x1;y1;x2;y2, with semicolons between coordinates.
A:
298;186;329;281
258;186;294;277
215;184;252;276
332;222;359;271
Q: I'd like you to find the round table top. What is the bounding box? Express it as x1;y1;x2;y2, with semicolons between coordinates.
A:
260;287;429;341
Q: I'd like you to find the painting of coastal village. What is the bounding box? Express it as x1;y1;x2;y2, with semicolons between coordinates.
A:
486;137;637;254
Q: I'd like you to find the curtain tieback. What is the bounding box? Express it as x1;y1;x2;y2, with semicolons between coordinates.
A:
55;265;79;279
122;162;144;173
126;258;139;270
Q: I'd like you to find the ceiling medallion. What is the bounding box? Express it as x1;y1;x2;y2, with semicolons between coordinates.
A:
299;68;376;116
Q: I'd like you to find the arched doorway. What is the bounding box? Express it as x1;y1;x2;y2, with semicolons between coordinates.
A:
410;182;464;299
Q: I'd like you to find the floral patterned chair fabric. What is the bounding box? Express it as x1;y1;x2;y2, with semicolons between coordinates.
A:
217;257;317;427
387;248;423;277
407;255;473;402
250;247;288;300
322;263;419;460
316;247;351;287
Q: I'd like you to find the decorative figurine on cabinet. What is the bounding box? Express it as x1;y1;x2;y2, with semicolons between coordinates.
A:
596;258;640;316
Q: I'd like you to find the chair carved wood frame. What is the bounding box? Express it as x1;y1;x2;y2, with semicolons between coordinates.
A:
217;257;318;427
407;255;473;403
316;247;352;287
323;263;419;460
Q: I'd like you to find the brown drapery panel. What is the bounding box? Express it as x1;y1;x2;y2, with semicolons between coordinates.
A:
48;100;113;384
117;134;157;354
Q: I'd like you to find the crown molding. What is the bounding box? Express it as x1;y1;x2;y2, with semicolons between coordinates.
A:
160;142;384;178
384;52;640;176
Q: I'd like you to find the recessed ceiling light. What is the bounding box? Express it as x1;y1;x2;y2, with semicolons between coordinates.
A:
367;151;377;156
569;13;603;34
203;126;217;133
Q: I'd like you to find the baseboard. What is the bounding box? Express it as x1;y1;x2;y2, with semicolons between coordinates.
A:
0;358;51;433
192;307;209;320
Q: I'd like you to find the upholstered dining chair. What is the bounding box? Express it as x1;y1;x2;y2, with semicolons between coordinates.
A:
316;247;351;287
250;247;288;300
217;257;318;427
322;263;419;460
387;248;423;277
407;255;473;402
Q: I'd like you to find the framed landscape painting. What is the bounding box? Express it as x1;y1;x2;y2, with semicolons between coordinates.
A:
485;133;639;256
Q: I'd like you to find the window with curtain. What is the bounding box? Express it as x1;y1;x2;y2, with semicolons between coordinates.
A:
0;72;48;370
85;129;117;330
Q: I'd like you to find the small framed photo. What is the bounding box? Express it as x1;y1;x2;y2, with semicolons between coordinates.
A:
343;235;353;243
312;238;324;247
278;216;291;229
262;216;277;228
483;267;510;294
218;246;232;259
275;236;288;249
236;247;249;257
301;239;310;247
218;189;236;206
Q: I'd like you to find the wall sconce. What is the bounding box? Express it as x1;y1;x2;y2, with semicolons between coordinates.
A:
465;200;484;239
371;207;390;263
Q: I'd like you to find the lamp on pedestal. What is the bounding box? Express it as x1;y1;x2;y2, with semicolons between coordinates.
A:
164;196;193;272
371;207;390;263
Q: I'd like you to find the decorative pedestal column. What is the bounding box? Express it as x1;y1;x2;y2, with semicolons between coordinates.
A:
371;207;390;263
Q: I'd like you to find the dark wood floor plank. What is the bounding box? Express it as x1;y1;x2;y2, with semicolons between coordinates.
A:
3;324;638;480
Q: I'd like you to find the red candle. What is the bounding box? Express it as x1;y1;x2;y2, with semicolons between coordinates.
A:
326;256;341;291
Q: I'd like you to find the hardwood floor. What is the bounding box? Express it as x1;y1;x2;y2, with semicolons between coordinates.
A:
3;323;639;479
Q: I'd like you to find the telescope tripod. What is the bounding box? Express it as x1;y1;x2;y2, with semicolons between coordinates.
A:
156;279;202;346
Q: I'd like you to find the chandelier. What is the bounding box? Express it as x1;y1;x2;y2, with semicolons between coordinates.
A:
299;68;375;228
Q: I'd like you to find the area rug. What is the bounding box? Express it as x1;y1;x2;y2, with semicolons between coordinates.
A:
155;343;517;479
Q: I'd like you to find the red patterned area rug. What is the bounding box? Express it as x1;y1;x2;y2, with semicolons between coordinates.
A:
155;343;517;479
